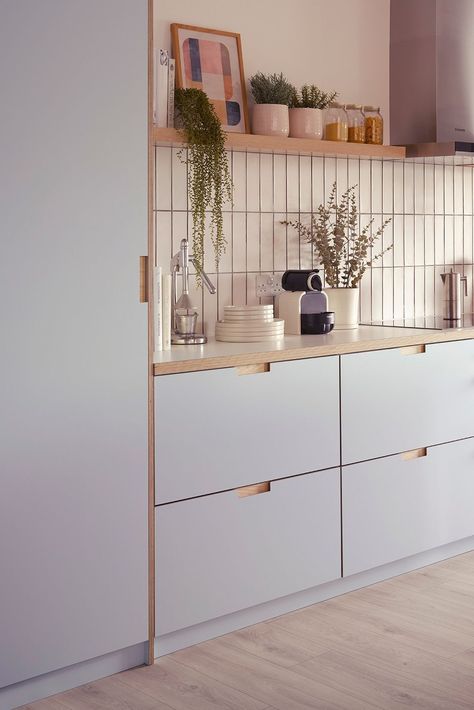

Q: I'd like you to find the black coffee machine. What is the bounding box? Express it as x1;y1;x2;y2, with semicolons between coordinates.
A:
276;270;335;334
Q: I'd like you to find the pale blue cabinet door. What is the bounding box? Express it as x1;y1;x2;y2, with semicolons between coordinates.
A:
0;0;148;688
341;340;474;464
156;468;341;635
155;355;340;503
343;437;474;576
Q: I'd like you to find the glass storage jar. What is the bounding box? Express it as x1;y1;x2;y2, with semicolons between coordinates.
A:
346;104;365;143
364;106;383;145
324;103;348;141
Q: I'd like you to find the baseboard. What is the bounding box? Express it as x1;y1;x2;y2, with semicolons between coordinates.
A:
155;536;474;657
0;643;147;710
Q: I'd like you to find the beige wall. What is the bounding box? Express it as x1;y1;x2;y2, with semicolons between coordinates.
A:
154;0;390;134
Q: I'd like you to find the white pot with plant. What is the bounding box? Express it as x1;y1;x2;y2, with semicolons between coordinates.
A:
249;72;294;137
286;183;392;329
289;84;337;139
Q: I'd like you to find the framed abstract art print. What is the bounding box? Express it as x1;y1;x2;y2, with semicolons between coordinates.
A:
171;23;249;133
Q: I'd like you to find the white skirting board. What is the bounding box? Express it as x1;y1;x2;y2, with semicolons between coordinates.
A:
155;536;474;657
0;643;147;710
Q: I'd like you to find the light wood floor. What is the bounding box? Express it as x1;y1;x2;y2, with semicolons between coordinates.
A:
21;551;474;710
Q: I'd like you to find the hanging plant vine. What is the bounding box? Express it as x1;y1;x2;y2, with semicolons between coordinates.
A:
175;88;233;283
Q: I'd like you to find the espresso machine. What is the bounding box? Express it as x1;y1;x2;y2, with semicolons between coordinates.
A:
171;238;216;344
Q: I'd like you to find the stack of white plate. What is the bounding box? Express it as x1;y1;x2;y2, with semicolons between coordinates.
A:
215;305;284;342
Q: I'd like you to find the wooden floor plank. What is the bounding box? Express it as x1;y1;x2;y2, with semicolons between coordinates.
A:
171;636;381;710
119;655;268;710
18;551;474;710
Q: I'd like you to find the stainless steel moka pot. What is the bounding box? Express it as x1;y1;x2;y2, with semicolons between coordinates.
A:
171;238;216;344
440;269;468;320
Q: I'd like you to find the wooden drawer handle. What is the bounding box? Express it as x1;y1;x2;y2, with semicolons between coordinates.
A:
401;447;427;461
236;481;271;497
399;344;426;355
236;363;270;375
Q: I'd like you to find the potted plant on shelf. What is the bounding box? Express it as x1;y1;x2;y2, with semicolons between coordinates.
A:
249;72;295;137
289;84;338;139
286;183;392;329
174;88;233;282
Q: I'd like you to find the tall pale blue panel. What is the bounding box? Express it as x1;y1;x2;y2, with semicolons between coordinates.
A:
0;0;148;687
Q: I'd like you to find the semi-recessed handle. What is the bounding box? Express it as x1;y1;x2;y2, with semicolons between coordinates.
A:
400;344;426;355
401;447;427;461
235;481;271;497
139;256;148;303
236;363;270;375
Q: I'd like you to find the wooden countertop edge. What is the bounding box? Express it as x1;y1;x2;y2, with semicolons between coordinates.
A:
153;328;474;375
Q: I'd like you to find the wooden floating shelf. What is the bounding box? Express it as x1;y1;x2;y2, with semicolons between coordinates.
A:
153;127;406;160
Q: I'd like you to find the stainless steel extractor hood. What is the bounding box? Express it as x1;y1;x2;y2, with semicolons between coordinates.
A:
391;0;474;157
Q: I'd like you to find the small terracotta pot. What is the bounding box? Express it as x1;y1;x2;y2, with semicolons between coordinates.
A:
252;104;289;137
289;107;323;139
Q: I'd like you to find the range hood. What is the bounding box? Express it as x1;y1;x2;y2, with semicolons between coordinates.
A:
391;0;474;157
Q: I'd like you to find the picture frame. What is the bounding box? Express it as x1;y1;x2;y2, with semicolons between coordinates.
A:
171;23;249;134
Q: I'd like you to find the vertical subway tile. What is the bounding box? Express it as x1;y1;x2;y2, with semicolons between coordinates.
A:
382;160;394;213
463;215;473;264
246;212;260;272
232;212;246;272
172;211;188;261
453;215;464;264
286;212;301;270
203;274;218;335
464;168;473;215
434;265;445;314
454;166;464;215
393;161;404;213
273;213;288;271
359;274;371;322
381;219;394;267
246;273;259;306
217;212;232;274
371;160;382;214
156;146;172;210
156;211;172;268
393;214;404;266
299;156;312;212
414;214;425;266
260;153;274;212
232;151;246;211
359;160;371;213
324;157;337;194
260;213;275;272
425;214;435;265
403;162;414;213
217;272;232;318
371;268;383;321
393;267;404;318
312;157;325;209
424;266;435;316
444;165;454;214
246;152;260;212
403;215;415;266
414;267;425;318
348;158;360;194
382;268;394;320
444;215;454;265
171;147;188;210
336;158;348;199
273;154;287;212
434;164;444;214
424;163;435;213
414;163;424;213
287;155;300;212
232;272;247;305
404;267;415;318
434;215;445;265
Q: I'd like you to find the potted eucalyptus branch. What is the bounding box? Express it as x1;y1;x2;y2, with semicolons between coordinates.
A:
249;72;295;137
286;183;392;329
289;84;338;139
174;88;233;282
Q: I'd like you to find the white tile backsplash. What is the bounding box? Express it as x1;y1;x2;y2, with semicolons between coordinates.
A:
155;146;474;333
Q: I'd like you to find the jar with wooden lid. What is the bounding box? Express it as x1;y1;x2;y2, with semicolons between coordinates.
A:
346;104;365;143
364;105;383;145
324;103;348;141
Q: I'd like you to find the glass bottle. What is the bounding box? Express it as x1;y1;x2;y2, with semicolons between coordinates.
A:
364;106;383;145
324;103;348;141
346;104;365;143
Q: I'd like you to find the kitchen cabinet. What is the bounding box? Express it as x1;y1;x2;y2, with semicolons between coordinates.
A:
0;0;148;690
155;356;340;504
341;340;474;464
342;437;474;577
156;468;341;636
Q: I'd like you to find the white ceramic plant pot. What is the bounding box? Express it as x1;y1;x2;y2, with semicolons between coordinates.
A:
289;107;323;139
324;287;359;330
252;104;289;137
